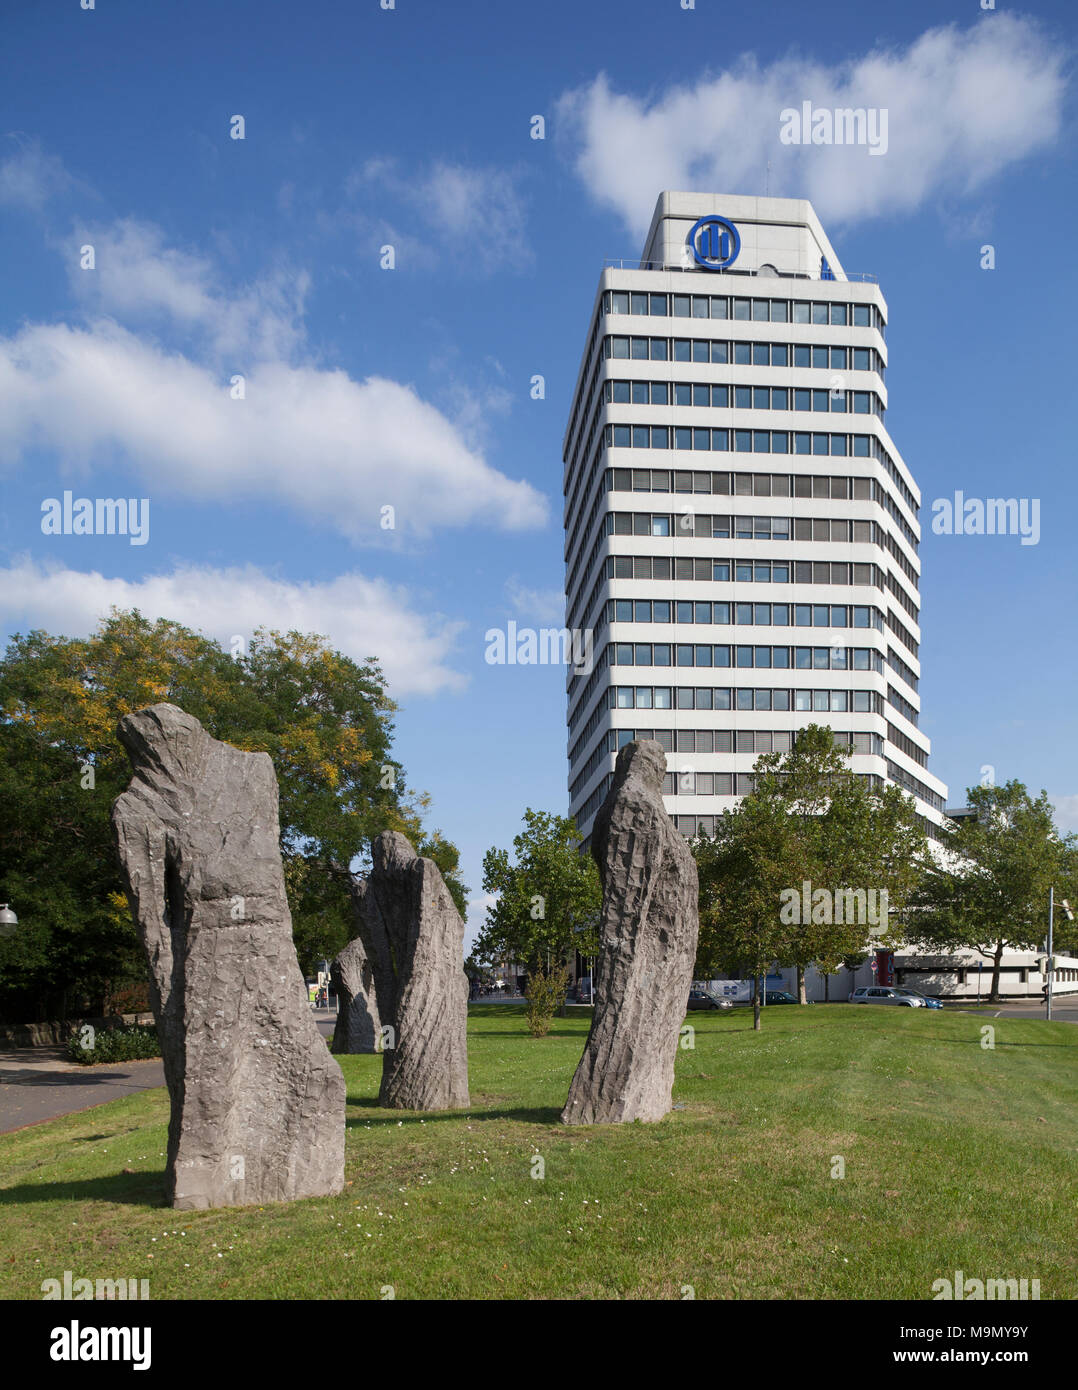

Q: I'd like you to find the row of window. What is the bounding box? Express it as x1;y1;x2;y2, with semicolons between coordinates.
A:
605;379;880;416
607;424;880;455
607;598;881;630
608;685;881;712
603;289;884;332
608;511;881;545
608;467;882;503
610;644;883;672
605;335;882;369
567;549;887;651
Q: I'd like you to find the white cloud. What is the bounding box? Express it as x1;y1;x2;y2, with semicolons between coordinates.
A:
0;152;546;538
503;577;566;628
556;14;1066;237
0;140;75;210
68;218;310;362
346;158;530;271
0;557;467;698
0;318;546;537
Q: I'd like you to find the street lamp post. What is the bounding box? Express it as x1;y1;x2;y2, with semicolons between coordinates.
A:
0;904;18;938
1046;890;1074;1022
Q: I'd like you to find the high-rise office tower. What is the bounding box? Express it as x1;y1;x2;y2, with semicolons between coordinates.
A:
563;193;947;842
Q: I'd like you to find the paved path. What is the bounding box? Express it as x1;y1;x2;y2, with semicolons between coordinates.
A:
0;1047;167;1135
0;1010;340;1135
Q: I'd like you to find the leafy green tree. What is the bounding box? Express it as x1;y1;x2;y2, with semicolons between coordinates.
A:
0;610;464;1019
475;810;600;1005
694;791;792;1031
906;781;1065;1002
694;724;928;1016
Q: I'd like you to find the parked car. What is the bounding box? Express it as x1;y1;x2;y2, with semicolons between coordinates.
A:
850;986;924;1007
575;978;593;1004
764;989;800;1005
687;989;733;1011
892;987;943;1009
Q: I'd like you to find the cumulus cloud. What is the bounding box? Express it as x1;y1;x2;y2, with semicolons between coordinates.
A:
0;319;542;535
0;149;546;537
0;557;467;698
556;14;1066;236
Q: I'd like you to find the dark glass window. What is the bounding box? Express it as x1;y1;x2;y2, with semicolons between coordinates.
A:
610;292;629;315
734;342;751;365
711;341;729;363
632;381;649;404
752;344;769;366
673;295;691;318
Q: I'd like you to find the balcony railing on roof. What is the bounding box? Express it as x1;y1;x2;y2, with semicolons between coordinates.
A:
602;257;878;284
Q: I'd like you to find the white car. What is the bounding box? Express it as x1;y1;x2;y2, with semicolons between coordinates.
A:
850;986;924;1007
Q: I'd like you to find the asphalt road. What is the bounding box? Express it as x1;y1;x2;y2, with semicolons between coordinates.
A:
0;1010;339;1135
968;991;1078;1024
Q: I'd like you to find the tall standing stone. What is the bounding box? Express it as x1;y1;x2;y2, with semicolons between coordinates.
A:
330;935;381;1054
111;703;346;1209
562;739;699;1125
348;831;469;1110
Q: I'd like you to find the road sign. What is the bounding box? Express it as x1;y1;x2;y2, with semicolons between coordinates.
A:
869;959;878;973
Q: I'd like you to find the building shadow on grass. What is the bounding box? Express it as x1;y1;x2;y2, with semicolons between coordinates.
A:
0;1170;166;1207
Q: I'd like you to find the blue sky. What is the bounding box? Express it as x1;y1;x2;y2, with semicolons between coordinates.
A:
1;0;1075;945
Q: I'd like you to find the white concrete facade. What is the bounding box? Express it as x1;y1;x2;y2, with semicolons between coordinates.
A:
563;192;948;842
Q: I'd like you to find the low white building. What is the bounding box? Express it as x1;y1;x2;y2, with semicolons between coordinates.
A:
774;945;1078;1003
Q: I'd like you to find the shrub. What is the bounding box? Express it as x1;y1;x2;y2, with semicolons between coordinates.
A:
523;963;569;1038
66;1023;161;1064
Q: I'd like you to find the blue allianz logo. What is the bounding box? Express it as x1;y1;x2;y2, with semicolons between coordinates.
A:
688;215;740;270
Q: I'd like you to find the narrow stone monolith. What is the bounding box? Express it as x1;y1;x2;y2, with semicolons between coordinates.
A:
561;739;699;1125
111;702;346;1209
330;935;381;1054
348;831;469;1110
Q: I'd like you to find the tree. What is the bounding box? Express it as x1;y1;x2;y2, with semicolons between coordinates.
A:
906;781;1065;1002
693;724;928;1019
475;810;600;1010
694;791;792;1031
0;610;464;1020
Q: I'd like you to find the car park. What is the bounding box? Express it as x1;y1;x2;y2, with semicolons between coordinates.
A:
850;986;924;1006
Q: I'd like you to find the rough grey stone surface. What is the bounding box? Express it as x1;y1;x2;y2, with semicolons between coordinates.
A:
561;739;700;1125
348;831;469;1110
111;703;346;1209
330;936;381;1054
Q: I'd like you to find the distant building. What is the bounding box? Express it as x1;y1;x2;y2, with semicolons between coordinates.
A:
563;192;947;845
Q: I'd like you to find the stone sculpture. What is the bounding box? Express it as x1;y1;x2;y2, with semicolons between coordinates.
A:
111;703;346;1209
348;831;469;1110
562;739;700;1125
330;935;381;1054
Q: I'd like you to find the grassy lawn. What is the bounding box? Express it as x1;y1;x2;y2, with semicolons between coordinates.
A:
1;1004;1076;1300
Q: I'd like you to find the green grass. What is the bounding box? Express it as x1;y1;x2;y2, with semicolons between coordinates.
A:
1;1004;1076;1299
